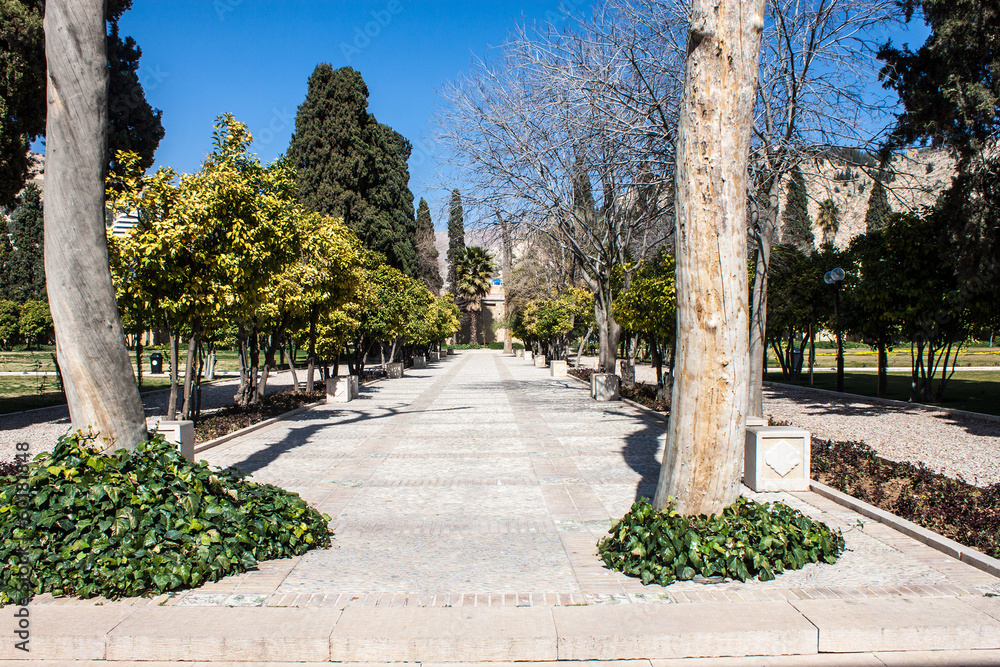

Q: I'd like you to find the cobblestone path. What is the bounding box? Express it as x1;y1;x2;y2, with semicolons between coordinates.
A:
33;350;999;610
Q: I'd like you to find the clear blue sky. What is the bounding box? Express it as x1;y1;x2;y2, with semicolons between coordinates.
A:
116;1;925;230
117;0;593;229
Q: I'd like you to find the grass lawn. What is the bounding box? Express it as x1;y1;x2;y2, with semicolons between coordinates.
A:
0;376;172;415
766;370;1000;416
0;348;252;375
767;347;1000;368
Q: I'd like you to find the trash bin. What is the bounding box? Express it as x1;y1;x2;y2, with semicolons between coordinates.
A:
790;347;803;377
150;352;163;374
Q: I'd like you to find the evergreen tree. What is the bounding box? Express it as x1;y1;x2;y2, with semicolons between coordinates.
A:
447;189;466;294
414;197;442;295
817;199;840;247
8;181;45;302
0;0;161;206
780;166;814;252
865;178;891;233
287;64;418;275
0;227;12;300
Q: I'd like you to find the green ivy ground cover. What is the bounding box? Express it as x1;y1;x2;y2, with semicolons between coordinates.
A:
598;497;844;586
0;433;331;604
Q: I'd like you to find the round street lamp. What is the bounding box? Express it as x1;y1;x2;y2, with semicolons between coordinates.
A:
824;268;845;392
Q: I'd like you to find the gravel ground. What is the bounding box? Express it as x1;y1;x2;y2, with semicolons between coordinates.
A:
0;370;300;462
577;355;1000;488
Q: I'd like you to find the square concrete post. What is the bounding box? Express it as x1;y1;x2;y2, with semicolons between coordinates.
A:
534;355;547;368
429;351;440;362
744;425;811;492
326;375;359;403
386;362;404;379
550;360;569;377
591;373;620;401
515;349;524;358
156;420;194;461
524;351;534;362
413;355;427;369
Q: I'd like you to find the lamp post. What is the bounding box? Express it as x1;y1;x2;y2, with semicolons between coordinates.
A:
824;268;846;392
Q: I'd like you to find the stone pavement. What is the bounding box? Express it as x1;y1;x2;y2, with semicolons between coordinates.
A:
10;350;1000;663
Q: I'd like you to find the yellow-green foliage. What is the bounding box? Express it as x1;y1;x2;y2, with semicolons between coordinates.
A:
613;252;676;341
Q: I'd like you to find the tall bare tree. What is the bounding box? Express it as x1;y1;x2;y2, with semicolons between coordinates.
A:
652;0;765;516
436;24;672;372
44;0;147;451
747;0;897;415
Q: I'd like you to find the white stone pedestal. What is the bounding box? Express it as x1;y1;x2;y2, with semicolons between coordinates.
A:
429;351;440;362
515;349;524;358
744;425;811;492
326;375;359;403
550;360;568;377
591;373;620;401
156;420;194;461
534;355;547;368
413;355;427;369
524;351;534;362
386;362;404;379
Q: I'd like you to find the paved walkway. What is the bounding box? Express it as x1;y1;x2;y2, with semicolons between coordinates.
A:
12;350;1000;663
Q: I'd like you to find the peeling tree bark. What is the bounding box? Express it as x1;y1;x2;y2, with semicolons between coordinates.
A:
653;0;765;516
43;0;148;451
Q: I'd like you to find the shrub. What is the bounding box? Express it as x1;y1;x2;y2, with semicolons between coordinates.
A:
445;343;482;350
598;497;844;586
0;433;331;604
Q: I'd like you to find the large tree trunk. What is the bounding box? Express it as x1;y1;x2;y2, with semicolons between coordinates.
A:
653;0;763;516
594;296;621;373
43;0;148;451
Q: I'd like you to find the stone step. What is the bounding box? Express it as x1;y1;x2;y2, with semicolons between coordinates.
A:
8;597;1000;662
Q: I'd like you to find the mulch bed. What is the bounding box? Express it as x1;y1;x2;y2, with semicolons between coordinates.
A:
811;438;1000;559
568;368;670;412
193;390;324;444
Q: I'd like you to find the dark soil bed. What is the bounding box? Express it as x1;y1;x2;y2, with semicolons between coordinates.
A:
193;390;324;444
811;438;1000;559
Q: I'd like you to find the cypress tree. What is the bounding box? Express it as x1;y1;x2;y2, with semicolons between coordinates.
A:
8;182;45;302
447;189;466;295
414;197;442;295
0;225;12;300
865;154;893;233
781;166;814;252
287;64;418;275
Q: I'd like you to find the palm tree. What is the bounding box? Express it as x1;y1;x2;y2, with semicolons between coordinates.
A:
817;199;840;247
454;246;495;345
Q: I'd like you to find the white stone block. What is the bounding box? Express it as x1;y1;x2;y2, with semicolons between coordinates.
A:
386;362;404;379
156;420;194;461
534;354;547;367
746;416;768;427
550;360;569;377
591;373;620;401
428;351;440;362
326;375;358;403
412;355;427;369
515;348;524;357
744;425;811;492
525;351;534;362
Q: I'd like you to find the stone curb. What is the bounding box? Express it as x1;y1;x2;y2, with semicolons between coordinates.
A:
11;599;1000;662
765;380;1000;423
192;378;384;455
192;401;325;455
809;479;1000;579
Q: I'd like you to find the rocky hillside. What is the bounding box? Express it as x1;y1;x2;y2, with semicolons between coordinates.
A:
785;146;955;249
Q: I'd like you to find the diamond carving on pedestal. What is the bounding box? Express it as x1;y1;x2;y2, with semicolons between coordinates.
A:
765;439;802;477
